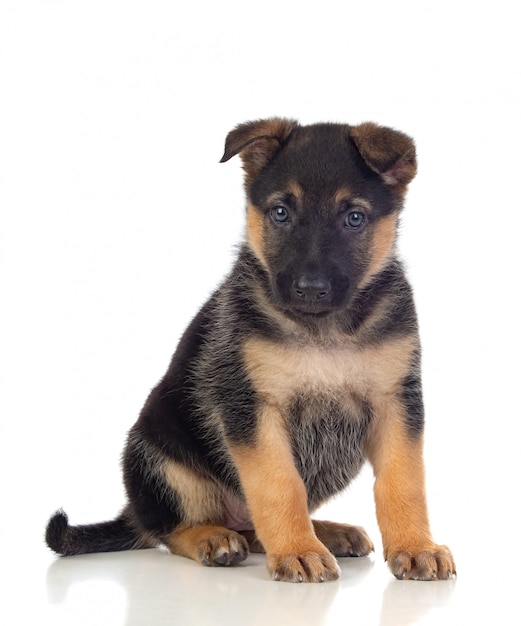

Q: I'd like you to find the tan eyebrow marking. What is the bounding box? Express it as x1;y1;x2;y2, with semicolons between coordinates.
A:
334;187;373;212
266;180;304;208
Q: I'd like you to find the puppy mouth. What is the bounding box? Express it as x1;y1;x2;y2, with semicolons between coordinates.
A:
280;301;338;319
293;309;332;318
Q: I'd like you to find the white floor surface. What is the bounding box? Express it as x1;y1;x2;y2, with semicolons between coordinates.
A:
2;452;520;626
2;517;519;626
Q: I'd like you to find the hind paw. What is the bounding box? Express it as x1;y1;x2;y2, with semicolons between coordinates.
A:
313;520;374;557
196;529;249;567
167;525;249;567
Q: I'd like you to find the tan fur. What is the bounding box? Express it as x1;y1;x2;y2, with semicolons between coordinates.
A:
351;197;373;212
367;413;431;552
366;401;456;579
242;334;418;409
164;524;248;566
287;179;304;202
333;188;374;214
359;213;398;289
334;186;352;204
162;460;223;525
229;406;341;581
246;203;267;269
229;406;318;555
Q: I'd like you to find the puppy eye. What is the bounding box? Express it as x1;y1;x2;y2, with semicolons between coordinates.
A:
345;211;365;229
271;206;290;224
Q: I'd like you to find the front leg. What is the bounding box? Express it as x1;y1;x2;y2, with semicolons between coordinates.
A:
229;405;340;583
367;400;456;580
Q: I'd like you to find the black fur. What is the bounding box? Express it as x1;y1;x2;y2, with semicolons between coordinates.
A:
45;508;150;556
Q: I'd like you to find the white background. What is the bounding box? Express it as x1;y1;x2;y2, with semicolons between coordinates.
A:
1;1;520;624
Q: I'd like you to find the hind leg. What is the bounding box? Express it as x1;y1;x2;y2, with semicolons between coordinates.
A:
160;459;249;565
124;437;248;567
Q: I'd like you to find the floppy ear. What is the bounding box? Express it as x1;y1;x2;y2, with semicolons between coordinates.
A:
220;117;298;181
350;122;417;188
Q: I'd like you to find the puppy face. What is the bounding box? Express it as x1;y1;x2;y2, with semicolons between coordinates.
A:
222;119;416;317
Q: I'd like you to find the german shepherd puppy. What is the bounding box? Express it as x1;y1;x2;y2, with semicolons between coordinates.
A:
46;118;456;582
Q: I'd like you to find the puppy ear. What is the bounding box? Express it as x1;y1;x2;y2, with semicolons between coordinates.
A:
350;122;417;188
220;117;298;180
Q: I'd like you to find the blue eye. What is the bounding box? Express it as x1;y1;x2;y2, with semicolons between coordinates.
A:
271;206;290;224
345;211;365;229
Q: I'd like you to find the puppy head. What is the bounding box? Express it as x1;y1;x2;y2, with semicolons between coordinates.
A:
221;118;417;317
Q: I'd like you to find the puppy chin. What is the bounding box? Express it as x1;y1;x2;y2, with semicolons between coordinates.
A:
273;296;346;320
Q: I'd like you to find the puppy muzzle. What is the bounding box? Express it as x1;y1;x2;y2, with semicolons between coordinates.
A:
274;272;350;316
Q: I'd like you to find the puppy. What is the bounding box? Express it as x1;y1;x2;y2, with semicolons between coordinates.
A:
46;118;455;582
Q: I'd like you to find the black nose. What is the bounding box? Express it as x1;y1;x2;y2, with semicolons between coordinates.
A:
292;276;331;301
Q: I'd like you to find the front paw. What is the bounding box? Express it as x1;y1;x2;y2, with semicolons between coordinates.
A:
387;544;456;580
267;550;341;583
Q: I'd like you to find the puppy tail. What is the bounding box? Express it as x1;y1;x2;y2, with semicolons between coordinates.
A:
45;508;155;556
